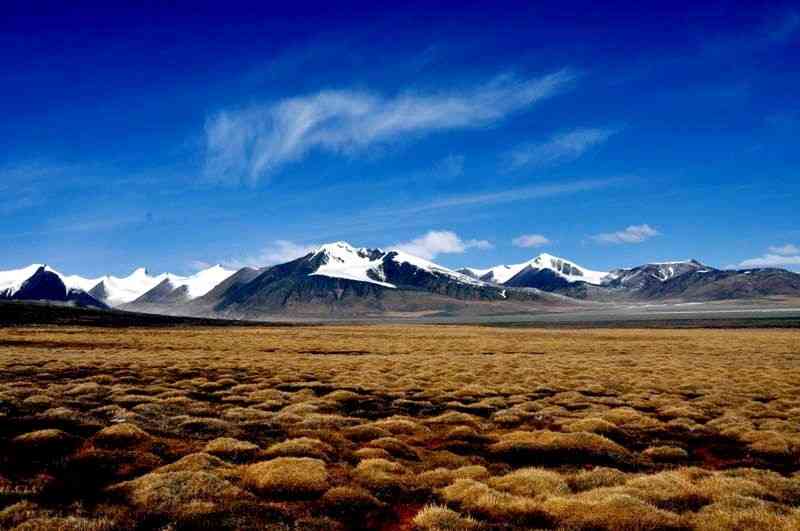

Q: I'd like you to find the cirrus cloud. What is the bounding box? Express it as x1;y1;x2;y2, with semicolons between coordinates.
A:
204;70;576;184
508;127;617;169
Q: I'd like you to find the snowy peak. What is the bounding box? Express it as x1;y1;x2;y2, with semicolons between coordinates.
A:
464;253;609;286
0;264;107;308
128;267;152;278
1;263;238;308
0;264;48;297
609;260;709;286
387;250;486;286
646;260;706;281
525;253;609;284
91;268;168;306
304;241;489;289
310;241;394;288
163;265;236;299
0;264;101;297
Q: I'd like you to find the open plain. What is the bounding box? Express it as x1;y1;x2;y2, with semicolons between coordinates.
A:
1;324;799;530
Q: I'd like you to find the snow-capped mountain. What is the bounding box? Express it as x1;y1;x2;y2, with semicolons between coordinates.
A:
0;265;106;308
0;264;235;309
0;264;96;299
123;265;235;306
0;264;161;307
461;253;609;286
170;241;549;319
163;265;236;299
457;254;800;302
4;249;800;318
605;260;709;291
309;242;395;287
88;268;170;306
309;241;485;289
0;264;49;298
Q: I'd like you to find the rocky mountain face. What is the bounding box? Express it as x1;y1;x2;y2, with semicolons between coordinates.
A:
3;245;800;319
173;242;543;318
462;255;800;302
605;260;708;291
635;267;800;301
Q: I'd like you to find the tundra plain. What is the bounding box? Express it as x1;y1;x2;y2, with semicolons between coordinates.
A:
0;325;799;530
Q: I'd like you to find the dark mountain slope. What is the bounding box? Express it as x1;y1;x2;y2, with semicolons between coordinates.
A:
2;267;107;309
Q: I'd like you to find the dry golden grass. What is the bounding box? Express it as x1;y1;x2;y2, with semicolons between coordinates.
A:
111;470;253;519
264;436;333;460
203;437;260;461
242;457;329;497
488;467;570;498
489;430;632;466
0;324;799;529
412;504;480;530
354;458;409;494
93;423;152;448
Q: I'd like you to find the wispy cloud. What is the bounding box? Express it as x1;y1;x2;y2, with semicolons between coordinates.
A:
227;177;627;246
392;230;492;260
2;213;148;240
739;254;800;268
508;127;617;169
591;224;659;244
0;161;73;215
224;240;319;269
740;244;800;269
404;177;626;214
512;234;551;248
768;243;799;256
204;70;576;184
433;154;465;178
702;9;800;57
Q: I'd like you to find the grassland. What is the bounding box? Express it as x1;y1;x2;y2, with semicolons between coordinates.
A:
0;325;799;530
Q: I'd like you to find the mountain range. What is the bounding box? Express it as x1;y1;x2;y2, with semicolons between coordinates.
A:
3;242;800;318
0;263;235;310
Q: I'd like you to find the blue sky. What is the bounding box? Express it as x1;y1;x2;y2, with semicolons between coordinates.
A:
2;1;799;276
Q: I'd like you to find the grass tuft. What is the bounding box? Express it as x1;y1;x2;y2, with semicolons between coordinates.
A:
242;457;329;498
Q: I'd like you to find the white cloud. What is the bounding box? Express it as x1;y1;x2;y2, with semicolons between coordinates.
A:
512;234;551;248
225;240;318;269
508;127;616;169
392;230;492;260
591;224;659;244
204;70;575;184
768;243;799;256
739;244;800;269
224;232;492;268
739;254;800;268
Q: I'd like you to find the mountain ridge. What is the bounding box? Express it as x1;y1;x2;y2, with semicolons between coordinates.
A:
3;244;800;317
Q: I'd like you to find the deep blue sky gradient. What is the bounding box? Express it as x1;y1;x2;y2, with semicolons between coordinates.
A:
2;1;798;275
